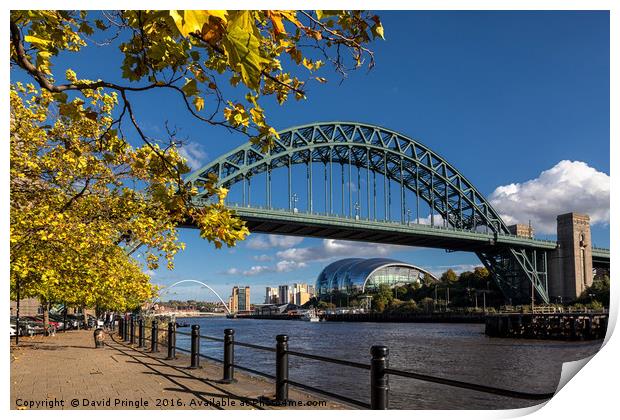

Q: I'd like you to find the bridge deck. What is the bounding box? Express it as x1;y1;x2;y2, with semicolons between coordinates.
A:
184;206;564;253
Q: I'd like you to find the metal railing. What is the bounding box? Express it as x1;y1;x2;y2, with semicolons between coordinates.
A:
117;317;555;409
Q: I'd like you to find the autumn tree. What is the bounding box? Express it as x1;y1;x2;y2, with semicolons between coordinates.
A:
10;10;384;315
372;283;393;312
440;268;458;284
10;83;231;323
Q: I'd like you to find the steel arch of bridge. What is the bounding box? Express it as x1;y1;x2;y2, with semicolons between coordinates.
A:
159;280;232;314
187;122;550;304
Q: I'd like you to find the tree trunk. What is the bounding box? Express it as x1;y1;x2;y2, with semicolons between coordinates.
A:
82;307;88;329
43;301;50;336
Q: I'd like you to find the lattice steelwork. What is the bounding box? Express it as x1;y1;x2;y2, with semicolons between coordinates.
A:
187;122;551;304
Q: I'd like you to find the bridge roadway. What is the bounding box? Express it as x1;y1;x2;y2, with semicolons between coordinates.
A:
185;203;609;260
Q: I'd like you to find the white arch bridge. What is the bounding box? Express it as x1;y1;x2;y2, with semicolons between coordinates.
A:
155;280;232;315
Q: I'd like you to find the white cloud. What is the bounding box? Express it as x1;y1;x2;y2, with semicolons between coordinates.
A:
253;254;273;262
275;260;307;272
243;265;272;276
245;237;270;250
222;260;307;277
225;238;396;277
276;239;401;263
246;234;304;250
178;142;208;169
417;213;444;226
488;160;609;234
270;235;305;248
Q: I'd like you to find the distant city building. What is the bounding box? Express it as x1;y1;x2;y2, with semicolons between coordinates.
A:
229;286;239;313
229;286;251;313
296;290;310;306
263;283;316;305
265;287;279;304
238;286;250;312
291;283;311;305
316;258;439;296
278;285;290;304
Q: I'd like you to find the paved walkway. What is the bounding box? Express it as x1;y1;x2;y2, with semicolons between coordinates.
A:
10;330;348;410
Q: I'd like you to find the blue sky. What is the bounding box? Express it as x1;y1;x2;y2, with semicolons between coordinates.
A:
11;11;610;303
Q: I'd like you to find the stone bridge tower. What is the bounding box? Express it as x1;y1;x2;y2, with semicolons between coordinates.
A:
548;213;593;302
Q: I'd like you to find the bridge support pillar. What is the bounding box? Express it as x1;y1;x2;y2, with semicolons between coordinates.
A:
548;213;593;303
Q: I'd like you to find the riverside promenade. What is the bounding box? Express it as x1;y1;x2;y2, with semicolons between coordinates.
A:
10;330;346;410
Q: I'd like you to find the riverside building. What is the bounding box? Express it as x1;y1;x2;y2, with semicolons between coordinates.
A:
229;286;251;313
316;258;438;297
265;287;279;304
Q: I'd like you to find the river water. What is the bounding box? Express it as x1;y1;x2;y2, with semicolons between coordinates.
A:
175;317;602;409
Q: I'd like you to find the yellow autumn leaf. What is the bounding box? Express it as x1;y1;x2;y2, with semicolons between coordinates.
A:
169;10;228;38
267;11;286;35
193;96;205;112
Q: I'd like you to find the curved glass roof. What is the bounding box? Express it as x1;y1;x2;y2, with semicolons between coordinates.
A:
316;258;438;295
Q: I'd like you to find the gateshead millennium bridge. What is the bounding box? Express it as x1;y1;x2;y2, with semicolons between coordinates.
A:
185;122;610;305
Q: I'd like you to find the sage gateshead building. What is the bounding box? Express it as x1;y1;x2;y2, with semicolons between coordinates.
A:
316;258;439;296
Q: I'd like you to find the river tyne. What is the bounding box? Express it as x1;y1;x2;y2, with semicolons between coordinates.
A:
175;317;602;409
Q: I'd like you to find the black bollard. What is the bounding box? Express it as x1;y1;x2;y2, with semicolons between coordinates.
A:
129;317;135;344
222;329;236;383
370;345;389;410
275;334;289;404
130;317;136;345
151;320;159;352
138;318;145;348
189;324;200;369
118;316;124;338
166;321;176;360
584;316;593;340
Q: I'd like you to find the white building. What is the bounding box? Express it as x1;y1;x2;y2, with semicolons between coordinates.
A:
265;287;279;304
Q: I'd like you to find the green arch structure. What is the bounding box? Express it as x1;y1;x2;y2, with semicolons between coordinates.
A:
185;122;576;304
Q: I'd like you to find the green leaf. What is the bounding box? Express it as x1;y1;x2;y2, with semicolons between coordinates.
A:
226;11;256;35
95;19;107;30
316;10;342;20
79;22;94;36
221;23;270;91
181;78;199;97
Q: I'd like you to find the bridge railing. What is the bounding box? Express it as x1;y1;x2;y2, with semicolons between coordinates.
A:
592;246;611;253
118;317;555;409
202;199;608;253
